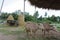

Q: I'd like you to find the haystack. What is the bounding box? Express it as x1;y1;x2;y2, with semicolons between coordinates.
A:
6;15;14;26
18;14;25;27
7;15;14;20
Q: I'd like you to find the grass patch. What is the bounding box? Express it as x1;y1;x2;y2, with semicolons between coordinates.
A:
0;24;25;35
0;29;25;35
57;27;60;31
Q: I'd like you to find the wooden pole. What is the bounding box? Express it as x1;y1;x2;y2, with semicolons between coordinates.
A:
0;0;4;14
24;0;26;14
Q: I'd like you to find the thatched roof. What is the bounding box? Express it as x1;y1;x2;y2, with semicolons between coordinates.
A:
28;0;60;10
7;15;14;20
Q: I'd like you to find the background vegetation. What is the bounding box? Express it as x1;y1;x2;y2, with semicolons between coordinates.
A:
0;10;60;24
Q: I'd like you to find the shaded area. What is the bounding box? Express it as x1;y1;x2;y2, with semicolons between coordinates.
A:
28;0;60;10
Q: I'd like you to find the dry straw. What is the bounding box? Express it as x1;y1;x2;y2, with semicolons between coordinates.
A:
7;15;14;20
18;14;25;27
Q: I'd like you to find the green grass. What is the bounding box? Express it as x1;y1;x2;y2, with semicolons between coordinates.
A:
57;27;60;31
0;29;24;35
0;24;25;35
51;23;60;31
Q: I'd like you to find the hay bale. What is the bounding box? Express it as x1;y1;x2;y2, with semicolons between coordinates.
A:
18;14;25;27
7;15;14;20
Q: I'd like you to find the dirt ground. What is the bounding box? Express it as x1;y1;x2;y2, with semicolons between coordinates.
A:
0;32;26;40
0;30;60;40
0;33;17;40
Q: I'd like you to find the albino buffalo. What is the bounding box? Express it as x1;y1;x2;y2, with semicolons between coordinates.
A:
25;22;57;37
25;22;40;37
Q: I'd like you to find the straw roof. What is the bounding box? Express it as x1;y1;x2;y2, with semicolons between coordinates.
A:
7;15;14;20
28;0;60;10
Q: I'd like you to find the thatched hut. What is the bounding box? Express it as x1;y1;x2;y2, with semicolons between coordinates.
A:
7;15;15;26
